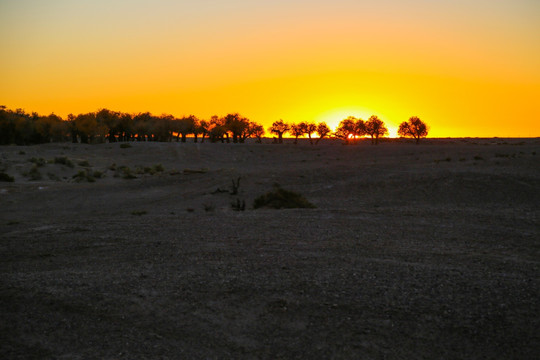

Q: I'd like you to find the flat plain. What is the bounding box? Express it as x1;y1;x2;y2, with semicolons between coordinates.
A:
1;138;539;359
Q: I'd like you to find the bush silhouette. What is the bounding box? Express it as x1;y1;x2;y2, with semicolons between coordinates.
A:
398;116;429;144
0;172;14;182
72;170;96;182
53;156;74;168
27;165;42;180
29;157;46;167
253;186;315;209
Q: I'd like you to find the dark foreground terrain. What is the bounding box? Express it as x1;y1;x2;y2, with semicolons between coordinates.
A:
1;138;539;359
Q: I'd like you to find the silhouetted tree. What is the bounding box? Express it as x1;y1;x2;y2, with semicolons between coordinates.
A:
12;109;38;145
355;118;366;138
174;115;196;142
74;112;98;143
96;109;121;142
224;113;250;143
398;116;429;144
49;115;69;142
334;117;358;144
197;119;210;143
249;122;265;143
209;115;228;143
0;106;13;144
154;114;174;142
290;122;306;144
304;122;317;144
118;113;134;141
315;122;331;144
191;117;204;142
133;112;153;141
66;113;78;143
35;113;66;142
269;119;290;144
365;115;388;145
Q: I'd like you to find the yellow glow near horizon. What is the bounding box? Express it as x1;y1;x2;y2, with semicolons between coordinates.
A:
1;0;539;138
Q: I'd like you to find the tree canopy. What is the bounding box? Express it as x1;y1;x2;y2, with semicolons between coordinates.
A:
398;116;429;144
365;115;388;144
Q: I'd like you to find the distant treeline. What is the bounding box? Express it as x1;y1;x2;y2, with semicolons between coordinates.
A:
0;106;428;145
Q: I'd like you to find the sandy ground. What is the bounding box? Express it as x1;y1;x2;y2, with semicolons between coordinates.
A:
1;138;539;359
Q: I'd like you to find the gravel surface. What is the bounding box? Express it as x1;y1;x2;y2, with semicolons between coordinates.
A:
1;138;539;359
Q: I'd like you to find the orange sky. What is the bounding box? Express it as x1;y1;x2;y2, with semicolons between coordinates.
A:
1;0;539;137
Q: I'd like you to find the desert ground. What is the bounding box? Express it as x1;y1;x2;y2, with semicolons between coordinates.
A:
1;138;539;359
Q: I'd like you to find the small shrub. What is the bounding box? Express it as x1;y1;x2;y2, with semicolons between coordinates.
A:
54;156;74;168
131;210;147;216
211;187;228;194
108;163;117;171
0;172;14;182
78;160;91;167
29;157;46;167
473;155;484;161
138;164;164;175
72;170;85;182
120;143;132;149
73;170;95;182
231;199;246;211
183;168;207;174
120;167;137;179
47;172;61;181
27;165;42;180
18;151;26;155
253;186;316;209
93;170;104;179
230;177;241;195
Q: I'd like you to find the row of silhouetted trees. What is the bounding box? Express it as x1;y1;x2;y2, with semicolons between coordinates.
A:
0;107;265;145
269;116;428;145
0;105;428;145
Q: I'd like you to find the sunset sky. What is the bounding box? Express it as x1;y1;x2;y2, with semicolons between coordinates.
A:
1;0;539;137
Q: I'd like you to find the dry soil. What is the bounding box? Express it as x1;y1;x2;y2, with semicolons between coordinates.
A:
1;138;539;359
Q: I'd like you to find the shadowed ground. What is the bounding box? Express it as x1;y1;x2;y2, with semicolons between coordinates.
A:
1;138;539;359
